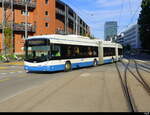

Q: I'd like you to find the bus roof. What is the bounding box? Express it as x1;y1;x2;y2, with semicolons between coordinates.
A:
27;34;122;47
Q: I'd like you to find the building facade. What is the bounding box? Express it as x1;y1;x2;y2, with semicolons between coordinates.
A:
116;24;141;49
104;21;117;41
0;0;90;54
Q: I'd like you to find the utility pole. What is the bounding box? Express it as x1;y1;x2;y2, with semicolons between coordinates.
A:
64;5;67;35
25;0;28;39
11;0;14;54
2;0;5;55
76;14;78;35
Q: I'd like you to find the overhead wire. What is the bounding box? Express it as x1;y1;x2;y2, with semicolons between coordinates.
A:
62;0;142;37
63;0;100;36
119;0;142;34
66;0;95;26
118;0;125;34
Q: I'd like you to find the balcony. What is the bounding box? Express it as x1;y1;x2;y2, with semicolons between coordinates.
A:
56;29;65;35
0;23;36;33
0;0;36;10
14;23;36;33
56;8;65;16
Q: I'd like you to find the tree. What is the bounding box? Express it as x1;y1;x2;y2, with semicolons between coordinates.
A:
4;26;13;55
88;34;96;39
138;0;150;50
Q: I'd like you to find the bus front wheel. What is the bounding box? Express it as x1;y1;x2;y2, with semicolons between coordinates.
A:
65;62;72;72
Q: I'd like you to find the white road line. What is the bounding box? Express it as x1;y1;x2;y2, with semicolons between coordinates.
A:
1;73;7;75
0;84;43;104
80;73;91;77
10;66;15;68
136;59;150;63
17;71;23;73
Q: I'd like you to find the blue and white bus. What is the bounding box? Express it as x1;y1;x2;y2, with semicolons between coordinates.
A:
24;34;123;72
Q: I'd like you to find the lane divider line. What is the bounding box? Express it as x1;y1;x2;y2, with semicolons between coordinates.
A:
0;78;11;83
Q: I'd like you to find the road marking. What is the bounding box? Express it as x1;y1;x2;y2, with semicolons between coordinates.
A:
10;66;16;68
80;73;91;77
1;73;7;75
0;67;8;70
17;71;23;73
0;78;10;83
1;62;24;66
136;59;149;63
0;71;24;75
0;84;41;104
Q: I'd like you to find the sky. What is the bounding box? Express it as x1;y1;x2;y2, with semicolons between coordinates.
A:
61;0;142;40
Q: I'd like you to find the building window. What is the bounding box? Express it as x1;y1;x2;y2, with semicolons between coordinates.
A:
45;11;48;16
45;23;49;27
21;10;29;16
45;0;49;4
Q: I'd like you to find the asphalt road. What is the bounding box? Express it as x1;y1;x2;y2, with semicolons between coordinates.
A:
0;60;149;112
0;65;68;102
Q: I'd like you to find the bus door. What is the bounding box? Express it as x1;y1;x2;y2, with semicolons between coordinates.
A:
115;44;119;61
98;41;104;64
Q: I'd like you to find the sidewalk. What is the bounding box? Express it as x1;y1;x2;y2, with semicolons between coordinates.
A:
0;61;24;66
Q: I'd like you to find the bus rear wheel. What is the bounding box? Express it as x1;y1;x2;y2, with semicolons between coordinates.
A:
65;62;72;72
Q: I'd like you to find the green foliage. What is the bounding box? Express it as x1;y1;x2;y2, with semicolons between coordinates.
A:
138;0;150;50
88;34;96;39
0;54;25;61
4;27;12;37
4;27;13;54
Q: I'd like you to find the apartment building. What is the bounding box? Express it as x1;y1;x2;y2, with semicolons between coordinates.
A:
0;0;90;54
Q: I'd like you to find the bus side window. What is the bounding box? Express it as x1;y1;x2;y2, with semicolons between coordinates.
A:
67;46;72;57
51;45;61;58
74;47;80;56
88;47;93;57
93;47;98;57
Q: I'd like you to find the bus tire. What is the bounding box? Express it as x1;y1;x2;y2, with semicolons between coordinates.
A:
65;62;72;72
93;59;98;67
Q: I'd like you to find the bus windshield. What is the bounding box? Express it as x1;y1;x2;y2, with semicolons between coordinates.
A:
25;39;51;63
25;46;50;63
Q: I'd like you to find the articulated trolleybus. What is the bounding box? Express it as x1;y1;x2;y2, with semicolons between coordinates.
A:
24;34;123;72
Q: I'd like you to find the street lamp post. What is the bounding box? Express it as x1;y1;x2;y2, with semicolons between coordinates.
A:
2;0;5;55
25;0;29;40
76;15;78;35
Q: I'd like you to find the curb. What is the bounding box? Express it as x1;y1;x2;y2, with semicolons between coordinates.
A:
122;59;129;63
0;61;24;66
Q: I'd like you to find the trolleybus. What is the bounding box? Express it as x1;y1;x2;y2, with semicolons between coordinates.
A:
24;34;123;72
